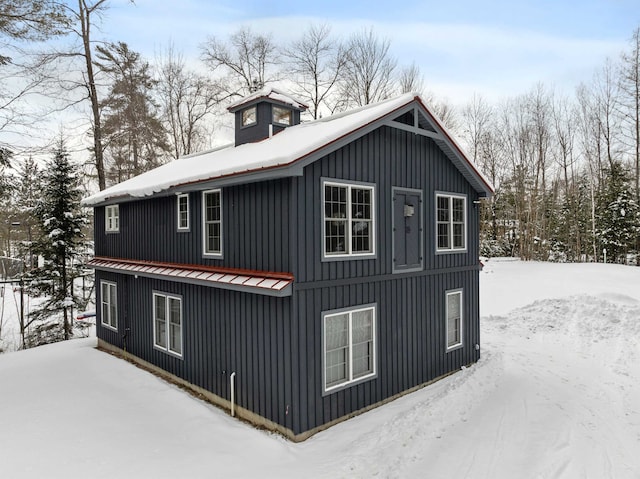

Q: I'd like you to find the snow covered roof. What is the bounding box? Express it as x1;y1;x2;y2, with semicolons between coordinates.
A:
227;87;308;112
82;93;493;206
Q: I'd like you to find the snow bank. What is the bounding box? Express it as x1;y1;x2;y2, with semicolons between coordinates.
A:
1;261;639;478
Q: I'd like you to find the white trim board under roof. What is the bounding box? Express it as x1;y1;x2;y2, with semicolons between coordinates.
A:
88;257;294;297
82;93;493;207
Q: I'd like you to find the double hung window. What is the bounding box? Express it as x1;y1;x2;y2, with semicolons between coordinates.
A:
203;189;222;256
436;194;466;251
177;194;189;231
153;292;183;357
100;281;117;330
105;205;119;233
323;180;375;258
446;290;463;350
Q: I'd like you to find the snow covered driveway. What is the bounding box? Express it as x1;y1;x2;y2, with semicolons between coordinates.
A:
1;260;639;478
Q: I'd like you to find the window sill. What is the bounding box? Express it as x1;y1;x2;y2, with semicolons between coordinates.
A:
323;372;377;396
322;252;376;262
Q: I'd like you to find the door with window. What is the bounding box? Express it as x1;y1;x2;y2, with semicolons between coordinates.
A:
392;188;423;272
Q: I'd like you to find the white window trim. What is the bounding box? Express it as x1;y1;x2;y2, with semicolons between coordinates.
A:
435;193;467;253
152;291;183;358
446;289;463;351
100;280;117;331
177;193;190;231
322;304;377;395
202;189;223;257
322;179;376;260
105;205;119;233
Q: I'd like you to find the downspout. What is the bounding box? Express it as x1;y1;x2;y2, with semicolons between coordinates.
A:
230;372;236;417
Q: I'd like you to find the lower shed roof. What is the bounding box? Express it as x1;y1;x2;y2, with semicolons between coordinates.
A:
88;257;294;297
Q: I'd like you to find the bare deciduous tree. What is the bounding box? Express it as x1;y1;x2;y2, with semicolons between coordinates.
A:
398;62;424;95
0;0;69;154
200;26;279;100
283;23;347;119
618;27;640;204
157;43;219;157
339;28;397;108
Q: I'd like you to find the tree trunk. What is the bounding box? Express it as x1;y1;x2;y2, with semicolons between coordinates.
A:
79;0;106;190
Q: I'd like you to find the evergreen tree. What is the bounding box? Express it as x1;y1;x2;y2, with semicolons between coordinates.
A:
12;156;42;269
96;42;169;184
1;149;14;256
27;141;89;345
596;161;640;262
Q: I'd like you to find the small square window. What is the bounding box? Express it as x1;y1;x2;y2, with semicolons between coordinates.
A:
105;205;119;233
272;106;292;126
242;106;257;127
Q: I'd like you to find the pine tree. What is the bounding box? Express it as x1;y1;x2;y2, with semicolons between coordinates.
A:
12;156;42;269
1;149;15;257
26;141;89;346
96;42;169;184
596;161;640;262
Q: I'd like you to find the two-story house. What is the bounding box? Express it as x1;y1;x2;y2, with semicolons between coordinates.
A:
82;88;493;441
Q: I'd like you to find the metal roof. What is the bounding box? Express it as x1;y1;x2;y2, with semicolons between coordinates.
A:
88;257;294;297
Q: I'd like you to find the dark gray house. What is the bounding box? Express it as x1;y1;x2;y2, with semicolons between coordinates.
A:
83;87;493;441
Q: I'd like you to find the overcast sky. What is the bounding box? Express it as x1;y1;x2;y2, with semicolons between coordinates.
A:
96;0;640;105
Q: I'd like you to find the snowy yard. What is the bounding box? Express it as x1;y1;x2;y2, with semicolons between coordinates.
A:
1;260;639;478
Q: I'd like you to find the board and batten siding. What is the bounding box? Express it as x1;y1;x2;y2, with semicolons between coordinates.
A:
94;119;485;439
96;267;479;437
284;124;482;434
96;270;296;432
290;125;480;285
289;268;479;435
94;178;291;273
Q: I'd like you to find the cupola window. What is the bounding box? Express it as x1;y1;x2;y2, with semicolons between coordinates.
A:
242;106;257;127
272;106;292;126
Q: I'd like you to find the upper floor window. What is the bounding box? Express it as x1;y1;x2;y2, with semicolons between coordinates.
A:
153;292;183;358
272;105;292;126
242;106;257;127
446;289;463;350
100;280;117;331
105;205;119;233
177;194;189;231
323;180;375;259
203;189;222;257
436;193;466;252
323;304;376;394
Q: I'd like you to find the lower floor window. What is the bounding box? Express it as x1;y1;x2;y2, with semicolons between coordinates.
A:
100;281;117;330
153;292;183;357
446;289;463;350
323;305;376;392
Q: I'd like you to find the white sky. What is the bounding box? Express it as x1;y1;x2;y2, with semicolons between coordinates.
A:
100;0;640;104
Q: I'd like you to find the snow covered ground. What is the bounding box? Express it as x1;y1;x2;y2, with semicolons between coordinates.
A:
1;260;639;478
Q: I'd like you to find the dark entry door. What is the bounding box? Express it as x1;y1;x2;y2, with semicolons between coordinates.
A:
393;188;423;272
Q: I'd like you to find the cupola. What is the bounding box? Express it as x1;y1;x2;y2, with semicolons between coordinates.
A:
227;87;308;146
